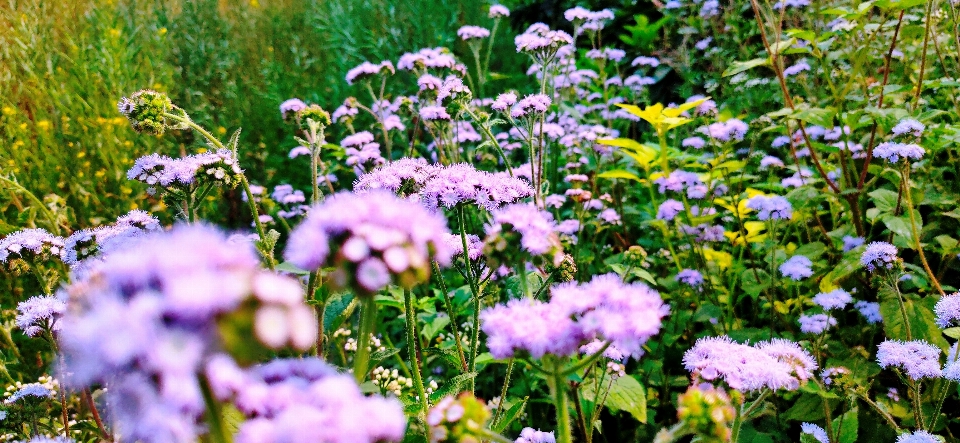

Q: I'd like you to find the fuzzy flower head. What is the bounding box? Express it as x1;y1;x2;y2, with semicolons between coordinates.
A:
457;25;490;41
855;300;883;324
484;203;563;268
427;393;490;443
353;157;442;197
420;105;452;121
746;195;792;220
676;384;736;442
676;269;704;288
515;428;556;443
657;199;685;221
813;288;852;310
873;142;925;163
279;98;307;118
892;119;925;138
117;89;181;135
842;235;865;252
511;94;552;118
16;294;66;337
780;255;813;280
285;191;454;295
934;292;960;328
437;76;472;104
514;24;573;61
419;163;534;212
877;340;942;380
127;150;243;195
801;423;829;443
489;4;510;18
0;228;64;265
895;431;944;443
799;313;836;334
492;92;518;112
346;60;395;85
861;241;898;272
683;336;817;392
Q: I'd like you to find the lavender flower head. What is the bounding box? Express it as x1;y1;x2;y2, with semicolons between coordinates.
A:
801;423;829;443
437;76;472;103
481;298;584;359
59;224;317;443
855;300;883;324
516;428;556;443
861;241;898;272
877;340;942;379
492;92;518;112
489;4;510;18
346;60;394;85
780;255;813;280
419;163;534;212
657;199;684;221
279;98;307;117
511;94;552;118
457;25;490;41
484;203;563;267
812;288;852;310
746;195;792;220
895;431;943;443
783;60;811;76
6;384;54;404
699;119;748;142
127;149;243;194
632;56;660;67
16;294;66;337
682;136;706;149
676;269;704;288
842;235;865;252
934;292;960;328
285;191;454;295
891;118;925;138
353;157;441;196
0;228;64;264
873;142;925;163
799;314;836;334
443;233;483;261
683;336;817;391
420;105;452;121
514;24;573;60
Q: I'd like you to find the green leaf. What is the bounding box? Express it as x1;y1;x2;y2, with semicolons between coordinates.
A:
370;348;400;366
819;248;864;292
793;106;836;128
783;393;825;421
491;397;529;433
597;170;643;182
604;376;647;423
226;128;242;152
868;188;900;213
769;37;797;56
275;261;310;275
880;291;950;349
832;406;859;443
428;372;478;403
882;215;916;245
723;58;770;77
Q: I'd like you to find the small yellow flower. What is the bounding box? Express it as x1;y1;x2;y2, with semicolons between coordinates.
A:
724;221;768;246
77;151;86;159
158;27;168;36
216;126;227;136
1;106;15;116
109;28;121;38
95;170;106;178
196;147;208;154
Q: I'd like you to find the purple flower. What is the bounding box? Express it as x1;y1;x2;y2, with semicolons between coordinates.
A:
516;428;556;443
935;292;960;328
842;235;865;252
492;92;518;112
813;288;852;310
759;156;784;169
288;146;311;158
944;359;960;382
873;142;925;163
457;25;490;40
485;203;562;261
861;241;898;272
657;199;685;221
682;137;706;149
279;98;307;116
783;61;811;76
896;431;943;443
772;135;791;148
676;269;704;288
0;228;64;263
419;163;534;212
127;149;243;193
284;191;454;295
443;233;483;261
481;298;585;359
632;56;660;67
346;60;394;85
746;195;792;220
799;313;836;334
686;95;717;115
598;208;621;225
801;423;829;443
695;37;713;50
877;340;942;379
855;300;883;324
16;294;66;337
6;384;54;404
683;336;817;391
511;94;551;118
699;119;748;142
489;4;510;18
891;119;925;138
437;76;472;103
353;157;441;196
420;105;451;121
514;25;573;57
780;255;813;280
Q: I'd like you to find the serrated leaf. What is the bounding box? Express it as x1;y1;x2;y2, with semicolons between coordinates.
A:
428;372;478;403
604;376;647;423
370;348;400;366
880;291;949;349
423;347;462;369
227;128;242;153
833;406;858;443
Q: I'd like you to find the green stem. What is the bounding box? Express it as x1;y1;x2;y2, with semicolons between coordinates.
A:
892;282;913;341
855;390;901;431
0;176;61;235
550;362;573;443
562;341;611;376
433;261;468;371
354;297;379;383
901;166;944;295
492;358;516;425
198;372;231;443
403;289;430;424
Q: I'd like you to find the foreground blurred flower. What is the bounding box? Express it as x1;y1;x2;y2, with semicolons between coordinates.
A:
676;384;736;443
284;191;454;295
428;393;491;443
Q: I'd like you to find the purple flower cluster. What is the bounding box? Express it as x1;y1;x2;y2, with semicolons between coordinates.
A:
437;76;472;103
511;94;552;118
799;314;836;334
342;131;386;174
346;60;395;85
657;199;685;221
783;60;811;76
683;336;818;391
516;428;556;443
895;431;943;443
284;191;453;295
935;292;960;328
271;185;309;219
842;235;865;252
457;25;490;41
676;269;704;288
812;288;852;310
279;98;307;116
654;170;707;199
855;300;883;323
699;119;748;142
484;203;563;266
482;274;666;359
779;255;813;280
891;118;925;138
861;241;898;272
489;4;510;18
873;142;925;163
442;233;483;261
62;210;162;267
127;149;242;194
514;24;573;59
746;195;792;220
397;47;459;72
59;225;316;443
877;340;942;379
800;423;829;443
419;164;534;212
208;356;405;443
16;294;66;337
0;228;64;263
